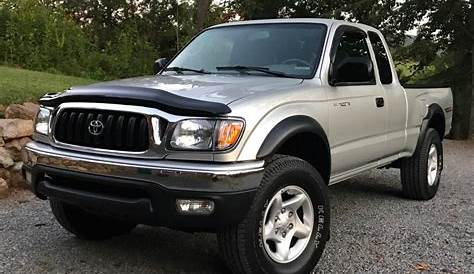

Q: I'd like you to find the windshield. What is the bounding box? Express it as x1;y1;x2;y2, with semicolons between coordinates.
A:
164;23;327;78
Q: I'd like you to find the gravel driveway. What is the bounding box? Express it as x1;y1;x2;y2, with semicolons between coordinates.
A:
1;140;472;274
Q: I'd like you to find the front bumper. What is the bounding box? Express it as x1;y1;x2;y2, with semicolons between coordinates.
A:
23;142;264;230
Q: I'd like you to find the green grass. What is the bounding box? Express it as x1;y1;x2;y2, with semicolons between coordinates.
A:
0;66;96;106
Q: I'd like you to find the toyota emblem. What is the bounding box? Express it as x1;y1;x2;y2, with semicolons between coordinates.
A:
88;120;104;136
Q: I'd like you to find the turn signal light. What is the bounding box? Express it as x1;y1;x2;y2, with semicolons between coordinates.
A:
216;120;243;150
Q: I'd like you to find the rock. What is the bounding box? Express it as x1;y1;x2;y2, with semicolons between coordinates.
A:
23;102;40;112
6;148;21;162
4;102;39;120
11;161;22;171
0;163;27;190
5;137;32;151
8;165;27;189
0;105;6;114
0;137;4;146
0;119;34;140
4;137;31;161
0;147;14;168
0;178;9;199
0;168;10;181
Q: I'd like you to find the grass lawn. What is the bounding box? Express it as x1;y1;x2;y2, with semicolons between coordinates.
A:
0;66;96;106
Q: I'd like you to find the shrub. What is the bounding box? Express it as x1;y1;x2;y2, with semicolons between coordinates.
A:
0;0;158;80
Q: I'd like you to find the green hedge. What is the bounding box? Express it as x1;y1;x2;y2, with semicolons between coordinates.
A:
0;0;158;80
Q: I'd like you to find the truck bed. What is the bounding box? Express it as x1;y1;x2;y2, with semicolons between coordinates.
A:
405;87;453;143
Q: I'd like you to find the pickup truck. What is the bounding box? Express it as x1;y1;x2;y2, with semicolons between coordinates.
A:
23;19;453;273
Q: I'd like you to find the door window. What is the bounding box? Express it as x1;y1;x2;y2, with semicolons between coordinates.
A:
332;30;375;84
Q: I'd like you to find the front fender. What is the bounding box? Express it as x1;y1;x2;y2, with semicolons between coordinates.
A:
257;116;329;159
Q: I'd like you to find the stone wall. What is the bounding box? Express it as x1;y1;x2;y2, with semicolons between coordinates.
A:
0;103;39;198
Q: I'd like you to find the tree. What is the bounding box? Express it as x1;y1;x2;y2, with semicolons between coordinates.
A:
196;0;210;31
228;0;472;138
228;0;286;19
393;0;472;139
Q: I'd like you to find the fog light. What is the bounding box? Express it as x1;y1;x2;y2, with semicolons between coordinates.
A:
176;199;215;215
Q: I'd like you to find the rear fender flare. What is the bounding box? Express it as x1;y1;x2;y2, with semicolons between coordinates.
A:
417;104;445;151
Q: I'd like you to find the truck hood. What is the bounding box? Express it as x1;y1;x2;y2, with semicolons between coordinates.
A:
90;74;303;105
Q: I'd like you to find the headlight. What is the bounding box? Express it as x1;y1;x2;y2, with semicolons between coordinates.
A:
169;119;244;151
34;107;51;135
170;120;216;150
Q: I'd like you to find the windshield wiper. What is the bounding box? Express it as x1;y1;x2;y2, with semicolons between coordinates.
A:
216;66;293;78
164;67;210;74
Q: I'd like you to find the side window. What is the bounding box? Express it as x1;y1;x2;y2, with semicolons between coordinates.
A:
368;31;393;84
332;30;375;84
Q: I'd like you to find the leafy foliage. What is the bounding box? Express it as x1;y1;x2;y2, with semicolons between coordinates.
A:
0;0;188;79
229;0;472;138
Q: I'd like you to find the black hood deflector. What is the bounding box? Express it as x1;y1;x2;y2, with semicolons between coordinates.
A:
39;85;232;117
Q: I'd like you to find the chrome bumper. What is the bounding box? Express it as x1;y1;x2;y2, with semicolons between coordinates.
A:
23;142;265;192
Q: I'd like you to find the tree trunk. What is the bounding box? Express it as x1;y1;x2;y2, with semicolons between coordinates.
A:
450;84;473;139
196;0;210;31
471;40;474;136
448;46;472;139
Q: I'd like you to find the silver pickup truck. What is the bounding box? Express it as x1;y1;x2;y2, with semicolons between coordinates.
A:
23;19;452;273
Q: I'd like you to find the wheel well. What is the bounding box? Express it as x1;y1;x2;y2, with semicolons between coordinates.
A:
274;132;331;184
428;111;445;140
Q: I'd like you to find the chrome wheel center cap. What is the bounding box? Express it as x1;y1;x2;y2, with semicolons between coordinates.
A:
275;211;295;234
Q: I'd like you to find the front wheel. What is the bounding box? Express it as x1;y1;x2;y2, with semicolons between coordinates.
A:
218;155;330;274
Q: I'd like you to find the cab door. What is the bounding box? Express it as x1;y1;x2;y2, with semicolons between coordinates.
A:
327;26;388;175
368;31;407;156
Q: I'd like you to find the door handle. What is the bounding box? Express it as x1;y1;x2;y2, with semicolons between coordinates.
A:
375;97;384;108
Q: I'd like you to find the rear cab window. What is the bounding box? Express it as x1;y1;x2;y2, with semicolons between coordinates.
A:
368;31;393;84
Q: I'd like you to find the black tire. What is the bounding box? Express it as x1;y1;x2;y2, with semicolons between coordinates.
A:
50;199;137;240
401;128;443;200
218;155;330;274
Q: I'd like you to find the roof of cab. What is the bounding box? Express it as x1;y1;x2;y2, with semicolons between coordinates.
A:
209;18;380;33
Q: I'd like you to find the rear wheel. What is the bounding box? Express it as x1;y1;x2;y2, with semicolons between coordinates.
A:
218;155;330;274
50;199;137;240
401;128;443;200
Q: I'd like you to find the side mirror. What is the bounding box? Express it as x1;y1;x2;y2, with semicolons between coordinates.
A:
154;58;169;74
329;57;374;86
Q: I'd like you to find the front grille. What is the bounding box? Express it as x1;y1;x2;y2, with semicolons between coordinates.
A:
54;108;149;152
